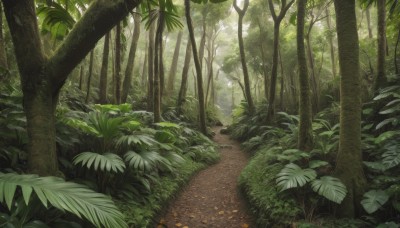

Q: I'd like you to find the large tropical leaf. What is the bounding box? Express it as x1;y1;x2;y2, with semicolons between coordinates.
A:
382;146;400;169
361;190;389;214
311;176;347;204
73;152;125;173
276;163;317;191
124;151;167;172
0;173;127;228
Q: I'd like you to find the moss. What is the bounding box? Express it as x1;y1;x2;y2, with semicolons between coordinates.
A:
238;148;302;227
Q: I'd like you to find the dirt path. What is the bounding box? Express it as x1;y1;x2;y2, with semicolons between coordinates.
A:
160;127;253;228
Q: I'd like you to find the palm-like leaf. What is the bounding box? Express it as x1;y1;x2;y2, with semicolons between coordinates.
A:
382;146;400;169
117;133;159;147
124;151;167;172
73;152;125;173
276;163;317;191
311;176;347;204
361;190;389;214
0;173;127;228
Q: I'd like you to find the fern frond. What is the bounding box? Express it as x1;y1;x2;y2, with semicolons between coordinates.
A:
73;152;125;173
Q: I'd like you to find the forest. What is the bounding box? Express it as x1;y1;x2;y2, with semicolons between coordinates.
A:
0;0;399;227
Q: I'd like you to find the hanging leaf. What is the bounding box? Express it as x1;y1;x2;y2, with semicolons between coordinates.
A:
311;176;347;204
361;190;389;214
276;163;316;191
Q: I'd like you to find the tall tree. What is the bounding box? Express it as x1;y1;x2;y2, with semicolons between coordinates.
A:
2;0;141;176
233;0;255;114
297;0;313;151
85;49;95;103
326;7;337;78
375;0;387;91
166;31;183;96
266;0;294;123
122;13;141;103
98;32;110;104
0;2;8;78
177;38;192;115
185;0;207;134
147;23;156;112
334;0;367;217
114;23;122;104
153;9;165;123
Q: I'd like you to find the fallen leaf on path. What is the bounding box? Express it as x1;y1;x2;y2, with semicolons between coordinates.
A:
218;211;224;215
242;223;249;228
214;206;218;210
232;210;238;213
173;212;178;217
202;220;207;224
175;223;182;227
183;226;189;228
189;215;195;218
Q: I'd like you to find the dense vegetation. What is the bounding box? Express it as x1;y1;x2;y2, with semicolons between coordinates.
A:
0;0;399;227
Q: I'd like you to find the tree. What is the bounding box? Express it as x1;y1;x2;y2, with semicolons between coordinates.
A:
0;2;8;79
85;49;95;103
375;0;387;91
2;0;141;176
153;10;165;123
166;31;183;95
185;0;207;134
147;22;156;112
177;38;192;114
122;12;141;103
114;22;122;104
297;0;313;151
233;0;256;114
98;32;110;104
266;0;294;123
333;0;367;217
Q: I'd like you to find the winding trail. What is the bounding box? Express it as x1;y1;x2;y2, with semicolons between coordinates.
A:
160;127;253;228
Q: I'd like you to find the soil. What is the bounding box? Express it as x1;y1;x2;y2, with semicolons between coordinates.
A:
159;127;253;228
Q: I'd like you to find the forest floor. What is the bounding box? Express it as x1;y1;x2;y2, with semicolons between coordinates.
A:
159;127;253;228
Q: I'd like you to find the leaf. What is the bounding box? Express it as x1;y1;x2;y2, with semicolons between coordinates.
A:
309;160;329;169
382;148;400;169
361;190;389;214
73;152;125;173
155;130;176;144
276;163;317;191
311;176;347;204
0;173;127;228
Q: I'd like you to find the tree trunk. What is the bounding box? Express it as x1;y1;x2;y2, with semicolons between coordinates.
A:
297;0;313;152
122;13;141;103
185;0;207;135
153;12;165;123
141;42;148;88
375;0;387;91
114;23;122;104
334;0;367;218
147;23;155;112
177;39;192;115
85;49;94;103
99;32;110;104
326;8;337;78
166;31;183;96
366;6;373;39
0;2;8;78
79;64;84;90
2;0;140;176
266;0;294;123
279;46;285;111
199;19;206;69
395;27;400;75
233;0;255;114
306;33;319;113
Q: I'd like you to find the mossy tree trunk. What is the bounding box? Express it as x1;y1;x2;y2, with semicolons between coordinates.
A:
99;32;110;104
122;13;141;103
266;0;294;123
334;0;367;217
114;23;122;104
147;23;155;112
366;6;373;39
375;0;387;91
153;11;165;123
177;38;192;115
185;0;207;135
297;0;313;152
2;0;140;176
326;8;337;78
233;0;255;115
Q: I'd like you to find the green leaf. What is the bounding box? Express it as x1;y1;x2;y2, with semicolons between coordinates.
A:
276;163;317;191
73;152;125;173
0;173;127;228
155;130;176;144
382;148;400;169
309;160;329;169
361;190;389;214
311;176;347;204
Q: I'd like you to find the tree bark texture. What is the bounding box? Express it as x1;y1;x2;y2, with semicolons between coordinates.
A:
99;32;110;104
147;23;155;112
153;12;165;123
185;0;207;135
334;0;367;218
122;13;141;103
0;2;8;77
114;23;122;104
297;0;313;152
233;0;255;114
177;39;192;115
85;49;95;103
326;8;337;78
2;0;140;176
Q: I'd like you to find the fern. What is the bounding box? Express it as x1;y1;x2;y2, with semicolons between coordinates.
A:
276;163;317;191
124;151;165;172
73;152;125;173
0;173;127;228
311;176;347;204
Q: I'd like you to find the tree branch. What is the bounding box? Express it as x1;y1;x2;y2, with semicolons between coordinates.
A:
48;0;141;93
